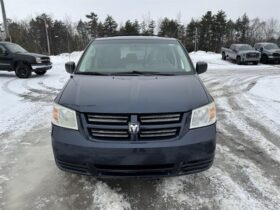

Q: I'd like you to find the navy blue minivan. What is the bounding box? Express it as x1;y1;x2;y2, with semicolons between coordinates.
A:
51;36;216;178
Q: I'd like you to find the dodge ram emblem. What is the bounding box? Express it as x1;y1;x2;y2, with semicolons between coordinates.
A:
129;123;140;134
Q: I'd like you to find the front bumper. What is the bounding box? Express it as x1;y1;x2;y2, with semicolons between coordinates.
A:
52;124;216;178
31;63;52;71
268;55;280;61
243;57;260;62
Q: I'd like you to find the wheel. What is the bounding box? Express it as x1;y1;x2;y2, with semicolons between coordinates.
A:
35;70;47;75
253;61;258;65
222;52;226;60
236;56;242;65
15;63;32;78
261;55;268;64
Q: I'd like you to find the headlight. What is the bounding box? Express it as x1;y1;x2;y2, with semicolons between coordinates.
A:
52;103;78;130
36;57;42;63
190;102;216;129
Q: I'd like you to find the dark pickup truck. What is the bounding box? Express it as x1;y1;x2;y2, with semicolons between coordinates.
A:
254;42;280;63
0;42;52;78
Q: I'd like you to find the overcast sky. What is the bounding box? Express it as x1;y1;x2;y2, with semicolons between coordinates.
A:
3;0;280;23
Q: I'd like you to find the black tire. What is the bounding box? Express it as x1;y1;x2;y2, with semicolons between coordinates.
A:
222;52;226;60
261;55;268;64
15;63;32;79
253;61;259;65
35;70;47;75
236;56;242;65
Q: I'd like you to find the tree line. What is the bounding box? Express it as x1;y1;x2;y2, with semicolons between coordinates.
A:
4;11;280;55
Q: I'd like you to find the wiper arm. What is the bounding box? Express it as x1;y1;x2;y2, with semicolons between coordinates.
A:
111;70;175;76
75;72;110;76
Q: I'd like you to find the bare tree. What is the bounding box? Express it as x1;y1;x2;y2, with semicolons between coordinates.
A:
264;18;279;40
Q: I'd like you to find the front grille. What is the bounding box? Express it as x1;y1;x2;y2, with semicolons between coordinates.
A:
246;53;258;58
41;57;51;64
273;53;280;57
90;128;129;139
139;128;179;139
84;112;187;141
140;113;181;124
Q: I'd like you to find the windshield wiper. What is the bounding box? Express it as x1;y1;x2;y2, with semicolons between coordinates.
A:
111;70;176;76
75;72;110;76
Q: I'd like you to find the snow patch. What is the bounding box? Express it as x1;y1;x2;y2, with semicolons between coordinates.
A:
92;182;131;210
249;76;280;125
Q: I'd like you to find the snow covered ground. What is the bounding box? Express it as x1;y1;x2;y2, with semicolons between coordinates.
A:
0;51;280;210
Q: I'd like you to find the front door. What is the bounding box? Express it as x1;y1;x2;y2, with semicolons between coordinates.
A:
0;45;13;70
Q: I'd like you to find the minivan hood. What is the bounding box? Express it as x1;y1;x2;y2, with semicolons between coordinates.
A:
58;75;209;113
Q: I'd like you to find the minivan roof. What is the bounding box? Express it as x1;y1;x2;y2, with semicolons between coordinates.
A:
95;36;177;41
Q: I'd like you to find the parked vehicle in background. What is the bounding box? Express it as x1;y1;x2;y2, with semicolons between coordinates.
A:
221;44;261;65
0;42;52;78
51;36;217;178
254;42;280;64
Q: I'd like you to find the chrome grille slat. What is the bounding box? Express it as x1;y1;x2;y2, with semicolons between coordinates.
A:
140;118;180;123
87;114;129;124
89;115;128;119
141;114;180;119
140;133;176;138
92;130;128;134
141;129;177;134
88;118;128;123
92;133;129;138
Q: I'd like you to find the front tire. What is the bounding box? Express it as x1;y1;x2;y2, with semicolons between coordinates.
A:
236;56;242;65
35;70;47;75
222;52;226;60
253;61;259;65
15;64;32;79
261;55;268;64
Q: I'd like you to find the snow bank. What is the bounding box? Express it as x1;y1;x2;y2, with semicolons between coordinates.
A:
50;51;83;64
249;76;280;125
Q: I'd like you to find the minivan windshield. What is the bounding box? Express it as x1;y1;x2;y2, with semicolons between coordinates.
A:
264;43;279;50
77;39;193;75
5;43;27;53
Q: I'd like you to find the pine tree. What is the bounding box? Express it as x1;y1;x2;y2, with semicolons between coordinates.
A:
212;10;228;52
86;12;99;38
103;15;118;36
235;14;250;43
186;19;199;51
119;20;140;35
77;20;89;48
199;11;214;51
158;18;179;38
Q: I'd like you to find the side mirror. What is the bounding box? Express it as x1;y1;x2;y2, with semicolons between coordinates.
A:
4;51;8;56
260;47;264;52
196;62;208;74
65;61;75;74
